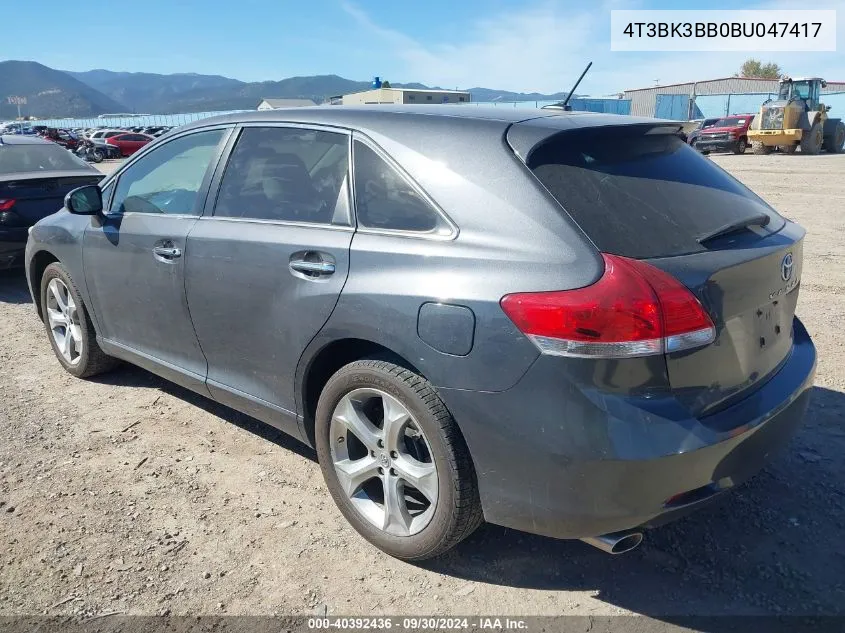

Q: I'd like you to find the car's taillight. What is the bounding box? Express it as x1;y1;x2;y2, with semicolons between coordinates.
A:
0;199;15;211
500;254;716;358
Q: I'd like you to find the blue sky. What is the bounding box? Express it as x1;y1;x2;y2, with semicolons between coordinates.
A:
5;0;843;95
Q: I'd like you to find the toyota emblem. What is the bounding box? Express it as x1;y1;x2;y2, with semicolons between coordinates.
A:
781;253;794;282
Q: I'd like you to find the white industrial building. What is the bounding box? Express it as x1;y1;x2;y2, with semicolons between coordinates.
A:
339;87;470;106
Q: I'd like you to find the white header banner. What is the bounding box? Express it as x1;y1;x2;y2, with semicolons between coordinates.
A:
611;10;837;51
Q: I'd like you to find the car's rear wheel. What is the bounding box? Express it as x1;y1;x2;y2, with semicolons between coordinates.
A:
315;360;482;560
40;262;118;378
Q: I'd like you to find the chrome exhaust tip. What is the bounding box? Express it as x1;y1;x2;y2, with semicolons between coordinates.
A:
580;530;643;555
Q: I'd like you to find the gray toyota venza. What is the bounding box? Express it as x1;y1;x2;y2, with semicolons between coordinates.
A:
25;106;816;559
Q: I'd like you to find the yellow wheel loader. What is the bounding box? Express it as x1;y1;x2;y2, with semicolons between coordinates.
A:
748;77;845;155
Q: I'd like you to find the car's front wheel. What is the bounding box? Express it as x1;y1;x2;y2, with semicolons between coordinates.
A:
40;262;118;378
315;360;482;560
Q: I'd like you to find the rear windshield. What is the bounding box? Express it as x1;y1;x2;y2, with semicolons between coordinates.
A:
0;143;90;174
527;127;784;259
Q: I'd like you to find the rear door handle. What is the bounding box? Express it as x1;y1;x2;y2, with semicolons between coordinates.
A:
153;245;182;259
289;259;335;275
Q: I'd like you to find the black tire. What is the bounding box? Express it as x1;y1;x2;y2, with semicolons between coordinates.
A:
752;141;773;155
40;262;118;379
701;150;710;156
315;360;482;560
733;138;747;154
800;122;823;155
91;149;104;163
822;121;845;153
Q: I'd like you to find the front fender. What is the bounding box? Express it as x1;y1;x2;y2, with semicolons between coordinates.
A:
25;210;96;330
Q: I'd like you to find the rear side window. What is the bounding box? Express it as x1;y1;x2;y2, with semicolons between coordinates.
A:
527;128;784;259
215;127;349;225
353;141;451;235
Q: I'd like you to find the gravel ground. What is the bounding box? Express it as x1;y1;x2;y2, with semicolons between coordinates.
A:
1;153;844;628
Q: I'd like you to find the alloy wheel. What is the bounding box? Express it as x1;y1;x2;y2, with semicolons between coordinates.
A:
46;278;82;365
329;388;438;536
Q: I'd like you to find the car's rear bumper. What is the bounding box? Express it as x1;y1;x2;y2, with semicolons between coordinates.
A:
438;317;816;540
0;228;29;269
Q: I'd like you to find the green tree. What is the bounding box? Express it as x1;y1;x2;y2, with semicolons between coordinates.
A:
737;59;783;79
381;80;391;88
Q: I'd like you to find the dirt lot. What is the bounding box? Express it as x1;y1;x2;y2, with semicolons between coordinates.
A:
1;153;844;627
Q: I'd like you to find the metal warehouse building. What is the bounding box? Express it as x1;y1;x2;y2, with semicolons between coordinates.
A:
624;77;845;120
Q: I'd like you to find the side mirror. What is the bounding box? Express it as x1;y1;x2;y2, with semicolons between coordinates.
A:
65;185;103;215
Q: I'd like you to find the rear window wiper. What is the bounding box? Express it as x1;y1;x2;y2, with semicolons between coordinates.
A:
697;213;770;244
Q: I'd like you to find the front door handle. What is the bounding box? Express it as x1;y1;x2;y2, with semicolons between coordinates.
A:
153;245;182;259
289;259;335;275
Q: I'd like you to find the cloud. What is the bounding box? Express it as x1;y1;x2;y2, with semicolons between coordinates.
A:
341;0;844;95
341;0;603;94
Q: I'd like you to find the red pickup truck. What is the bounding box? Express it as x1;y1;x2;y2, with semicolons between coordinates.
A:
691;114;755;155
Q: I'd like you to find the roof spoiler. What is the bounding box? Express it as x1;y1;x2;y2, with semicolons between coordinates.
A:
508;121;687;163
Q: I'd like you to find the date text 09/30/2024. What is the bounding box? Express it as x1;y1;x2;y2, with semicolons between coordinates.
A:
307;617;528;630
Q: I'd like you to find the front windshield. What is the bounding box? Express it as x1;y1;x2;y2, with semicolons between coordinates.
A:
714;117;749;127
793;82;811;100
779;81;812;101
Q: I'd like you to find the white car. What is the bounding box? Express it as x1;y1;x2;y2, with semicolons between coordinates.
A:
85;129;124;142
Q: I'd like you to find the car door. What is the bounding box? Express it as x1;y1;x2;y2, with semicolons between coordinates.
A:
112;134;128;155
82;126;232;393
126;134;148;155
185;124;353;436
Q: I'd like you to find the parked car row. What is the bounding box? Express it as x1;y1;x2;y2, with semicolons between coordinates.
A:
78;125;174;138
12;106;815;562
0;125;168;158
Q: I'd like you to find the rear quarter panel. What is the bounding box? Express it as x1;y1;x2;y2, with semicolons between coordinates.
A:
297;117;604;400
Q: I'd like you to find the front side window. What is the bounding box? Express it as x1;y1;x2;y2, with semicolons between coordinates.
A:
352;141;451;235
111;129;225;215
214;127;350;225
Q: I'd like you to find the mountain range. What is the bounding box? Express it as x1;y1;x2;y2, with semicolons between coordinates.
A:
1;60;569;119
